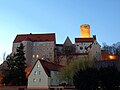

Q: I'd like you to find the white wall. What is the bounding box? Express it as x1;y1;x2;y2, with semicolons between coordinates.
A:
75;42;92;53
50;71;59;86
27;60;49;88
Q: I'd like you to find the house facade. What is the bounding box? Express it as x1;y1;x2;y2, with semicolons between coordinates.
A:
27;59;61;89
12;33;56;67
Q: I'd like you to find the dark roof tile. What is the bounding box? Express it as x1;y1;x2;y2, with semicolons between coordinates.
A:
27;59;62;77
14;33;55;43
75;38;94;43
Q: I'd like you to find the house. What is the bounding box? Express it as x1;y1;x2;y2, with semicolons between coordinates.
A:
27;59;62;89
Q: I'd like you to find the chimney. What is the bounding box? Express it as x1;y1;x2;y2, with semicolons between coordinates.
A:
93;35;96;40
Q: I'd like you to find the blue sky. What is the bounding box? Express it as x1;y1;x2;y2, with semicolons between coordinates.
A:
0;0;120;64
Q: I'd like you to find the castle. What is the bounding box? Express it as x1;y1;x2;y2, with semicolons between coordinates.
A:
12;24;101;66
0;24;117;88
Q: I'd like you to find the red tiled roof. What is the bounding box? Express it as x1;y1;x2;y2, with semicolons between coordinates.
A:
27;59;62;77
40;59;62;71
13;33;55;43
75;38;94;43
24;36;31;41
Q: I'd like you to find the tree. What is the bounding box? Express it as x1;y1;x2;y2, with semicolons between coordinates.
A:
73;65;120;90
1;55;13;85
73;67;99;90
116;45;120;57
102;42;120;57
57;59;95;85
1;43;27;86
102;43;116;55
99;66;120;90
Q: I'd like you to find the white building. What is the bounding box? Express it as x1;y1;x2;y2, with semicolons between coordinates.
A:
75;35;101;60
27;59;62;89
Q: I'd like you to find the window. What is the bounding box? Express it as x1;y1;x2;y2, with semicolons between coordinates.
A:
41;57;44;60
33;55;35;58
39;78;41;82
36;55;39;58
33;43;36;46
36;47;39;51
31;43;33;46
42;48;45;51
34;71;37;75
85;46;87;50
37;64;40;68
50;48;52;50
46;54;49;58
39;71;41;75
80;46;83;50
33;78;36;82
42;55;45;57
32;59;34;62
17;43;20;47
32;48;35;51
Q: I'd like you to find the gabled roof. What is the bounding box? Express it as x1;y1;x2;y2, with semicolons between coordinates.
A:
27;59;62;77
64;36;72;46
13;33;55;43
75;38;94;43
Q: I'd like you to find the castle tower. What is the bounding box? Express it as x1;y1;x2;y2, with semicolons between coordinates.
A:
80;24;90;38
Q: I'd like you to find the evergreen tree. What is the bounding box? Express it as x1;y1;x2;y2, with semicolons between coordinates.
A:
1;55;13;85
1;43;27;86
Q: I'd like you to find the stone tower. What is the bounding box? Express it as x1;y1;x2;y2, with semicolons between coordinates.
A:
80;24;90;38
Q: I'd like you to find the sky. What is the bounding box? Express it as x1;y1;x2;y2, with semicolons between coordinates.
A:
0;0;120;64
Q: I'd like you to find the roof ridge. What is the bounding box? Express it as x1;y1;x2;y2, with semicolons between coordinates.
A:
17;33;55;36
13;33;56;43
